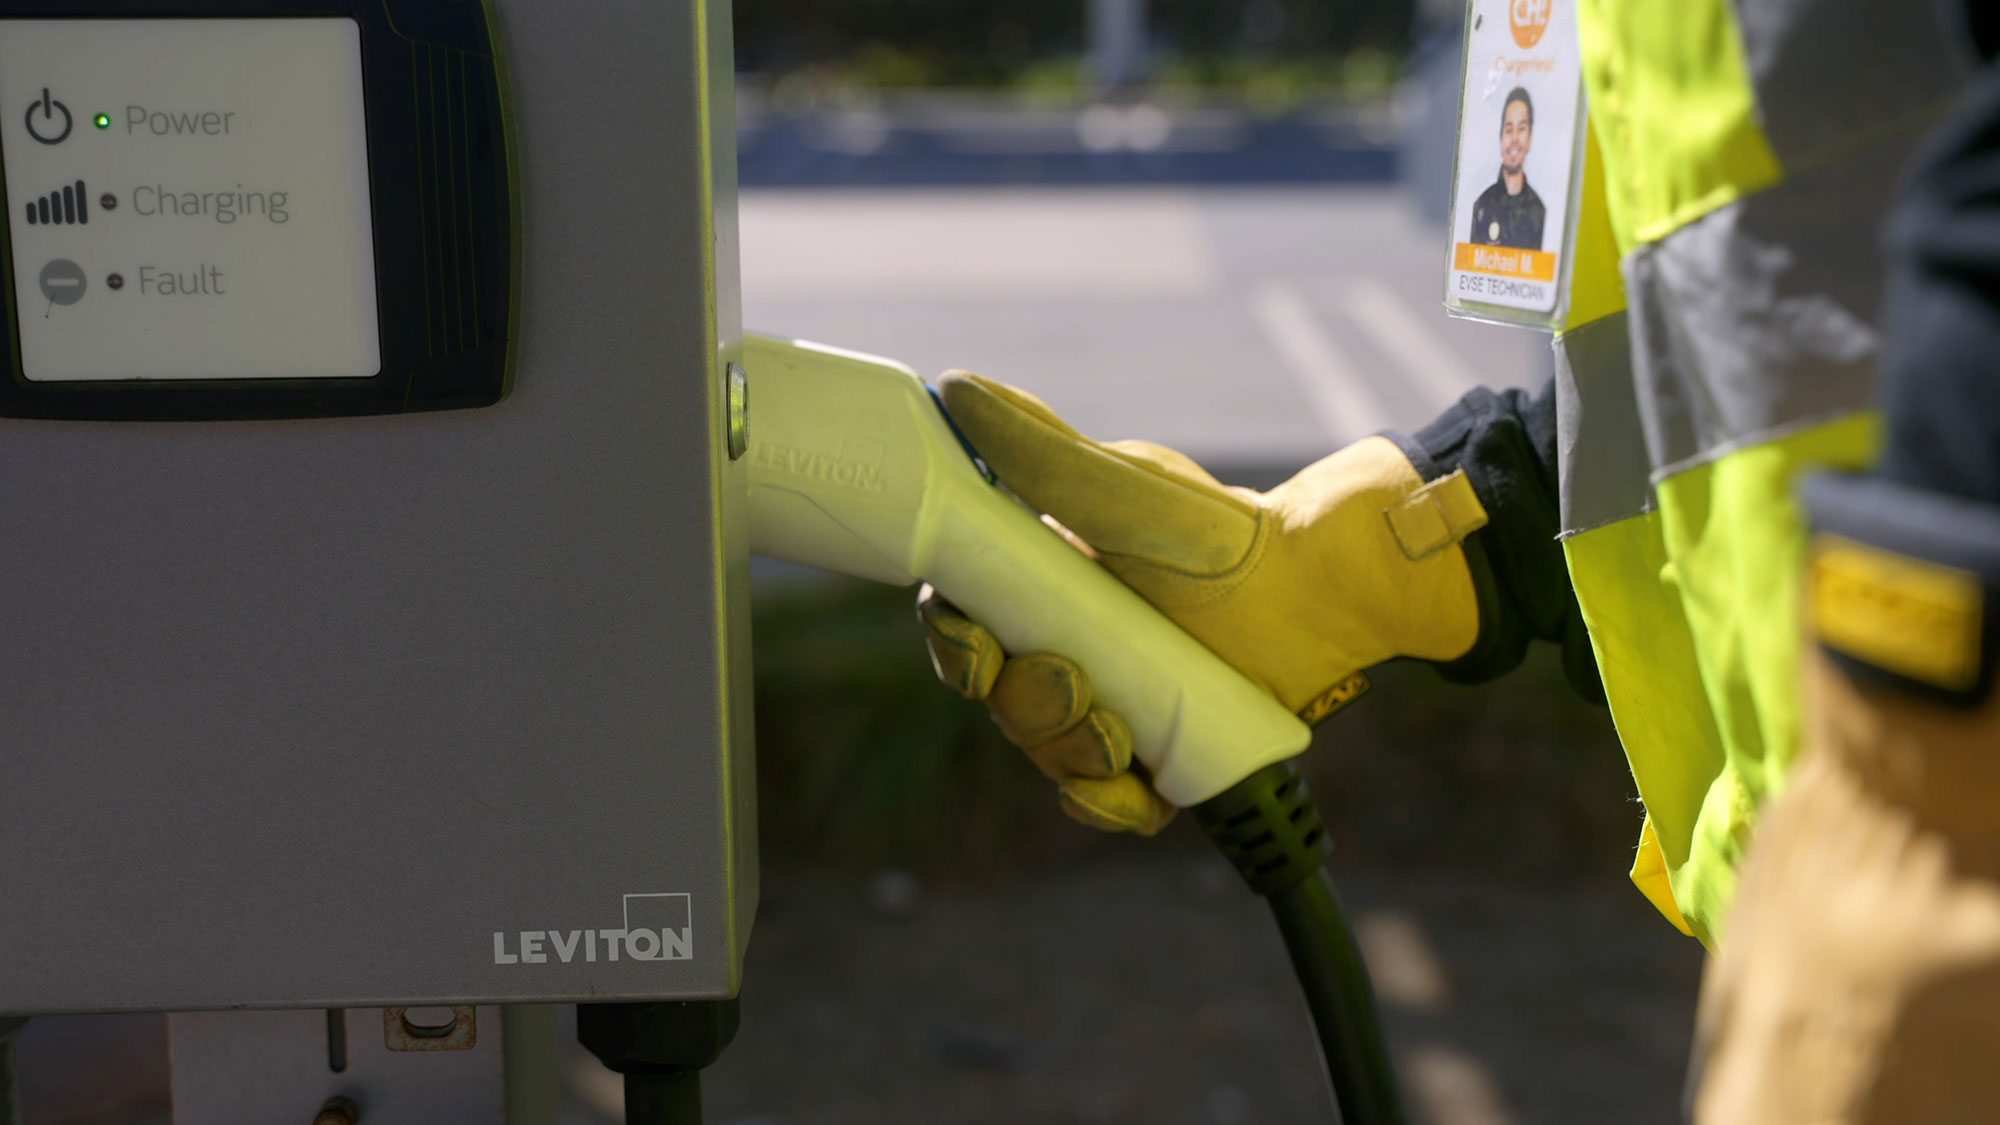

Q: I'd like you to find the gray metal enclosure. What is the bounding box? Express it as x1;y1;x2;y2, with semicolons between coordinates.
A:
0;0;755;1013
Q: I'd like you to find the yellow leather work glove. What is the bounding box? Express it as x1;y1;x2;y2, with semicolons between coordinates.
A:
920;373;1491;835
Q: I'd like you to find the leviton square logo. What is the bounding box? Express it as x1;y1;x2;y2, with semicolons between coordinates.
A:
492;893;692;965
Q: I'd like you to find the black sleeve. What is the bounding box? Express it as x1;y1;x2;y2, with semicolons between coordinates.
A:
1391;380;1605;703
1874;57;2000;507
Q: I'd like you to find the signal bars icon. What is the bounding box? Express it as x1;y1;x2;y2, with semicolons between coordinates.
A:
25;179;87;226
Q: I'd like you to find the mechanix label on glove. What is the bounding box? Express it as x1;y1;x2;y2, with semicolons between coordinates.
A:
1298;671;1371;725
1443;0;1584;328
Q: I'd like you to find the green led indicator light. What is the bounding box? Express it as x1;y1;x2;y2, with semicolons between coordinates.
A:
93;113;111;130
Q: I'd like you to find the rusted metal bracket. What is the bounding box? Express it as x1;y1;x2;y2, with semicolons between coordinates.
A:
382;1007;477;1053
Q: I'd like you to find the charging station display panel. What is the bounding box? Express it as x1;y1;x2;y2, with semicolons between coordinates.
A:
0;20;381;382
0;1;512;419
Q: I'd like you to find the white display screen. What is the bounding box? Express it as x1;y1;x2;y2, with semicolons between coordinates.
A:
0;19;382;382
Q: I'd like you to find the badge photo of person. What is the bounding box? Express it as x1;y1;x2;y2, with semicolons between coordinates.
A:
1469;87;1546;251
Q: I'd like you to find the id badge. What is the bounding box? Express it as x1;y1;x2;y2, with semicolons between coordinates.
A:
1443;0;1586;330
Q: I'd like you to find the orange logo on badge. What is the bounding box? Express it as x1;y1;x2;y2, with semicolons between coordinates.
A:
1509;0;1550;48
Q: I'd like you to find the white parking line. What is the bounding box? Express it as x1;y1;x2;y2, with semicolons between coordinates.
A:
1355;910;1451;1012
1341;278;1488;410
1407;1044;1519;1125
739;190;1218;298
1249;281;1393;445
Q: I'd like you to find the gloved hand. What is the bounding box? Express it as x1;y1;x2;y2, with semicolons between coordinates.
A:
920;373;1492;834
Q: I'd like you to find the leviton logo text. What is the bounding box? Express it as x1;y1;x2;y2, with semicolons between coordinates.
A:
748;437;886;493
493;893;692;965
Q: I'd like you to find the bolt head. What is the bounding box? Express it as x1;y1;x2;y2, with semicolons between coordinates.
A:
725;363;749;461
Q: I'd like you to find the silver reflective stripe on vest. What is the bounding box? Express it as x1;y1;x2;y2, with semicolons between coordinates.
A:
1553;0;1966;537
1621;127;1923;477
1554;311;1653;537
1732;0;1970;171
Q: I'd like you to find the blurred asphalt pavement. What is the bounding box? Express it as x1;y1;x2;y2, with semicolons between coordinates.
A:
741;185;1551;477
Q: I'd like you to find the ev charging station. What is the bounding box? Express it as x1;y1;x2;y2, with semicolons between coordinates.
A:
0;0;757;1119
0;2;1403;1122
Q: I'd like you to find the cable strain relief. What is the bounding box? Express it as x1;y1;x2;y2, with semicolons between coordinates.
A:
1191;760;1333;897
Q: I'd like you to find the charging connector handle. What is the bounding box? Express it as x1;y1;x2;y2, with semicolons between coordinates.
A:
1195;764;1406;1124
742;335;1313;807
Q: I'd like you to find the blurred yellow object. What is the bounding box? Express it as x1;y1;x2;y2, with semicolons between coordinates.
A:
1811;534;1984;693
919;373;1488;832
1691;651;2000;1123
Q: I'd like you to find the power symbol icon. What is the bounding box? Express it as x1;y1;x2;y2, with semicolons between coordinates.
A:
25;88;71;145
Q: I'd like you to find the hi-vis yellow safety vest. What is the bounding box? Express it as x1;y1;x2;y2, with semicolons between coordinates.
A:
1563;1;1973;946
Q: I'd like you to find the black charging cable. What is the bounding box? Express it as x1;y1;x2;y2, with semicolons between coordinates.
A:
579;999;740;1125
0;1016;26;1125
1194;761;1406;1124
